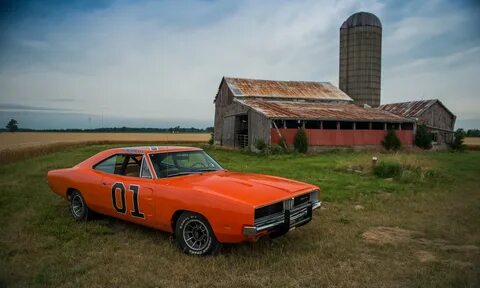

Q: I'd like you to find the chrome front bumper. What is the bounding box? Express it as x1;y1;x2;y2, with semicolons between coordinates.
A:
243;201;322;236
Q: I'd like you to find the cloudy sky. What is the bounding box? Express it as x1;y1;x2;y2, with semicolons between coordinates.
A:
0;0;479;129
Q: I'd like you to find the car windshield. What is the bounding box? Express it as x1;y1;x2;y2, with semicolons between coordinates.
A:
149;150;223;178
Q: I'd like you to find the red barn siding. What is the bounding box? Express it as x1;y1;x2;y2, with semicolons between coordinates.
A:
271;129;413;146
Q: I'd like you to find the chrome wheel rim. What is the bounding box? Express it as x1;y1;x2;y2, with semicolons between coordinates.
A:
183;219;209;251
71;194;84;218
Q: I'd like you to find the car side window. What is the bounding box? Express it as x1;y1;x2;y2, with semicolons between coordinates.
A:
94;154;146;178
113;155;128;175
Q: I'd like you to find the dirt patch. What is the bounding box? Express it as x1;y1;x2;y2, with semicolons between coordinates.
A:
362;226;421;245
363;227;480;252
416;250;437;263
354;205;364;210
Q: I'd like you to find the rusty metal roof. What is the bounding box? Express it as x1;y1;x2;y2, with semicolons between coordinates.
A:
378;99;455;119
236;99;412;122
223;77;353;101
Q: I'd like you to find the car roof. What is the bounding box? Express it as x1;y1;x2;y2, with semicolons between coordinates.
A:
106;146;203;154
77;146;205;168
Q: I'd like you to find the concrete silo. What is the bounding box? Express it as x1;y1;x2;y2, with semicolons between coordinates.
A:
339;12;382;107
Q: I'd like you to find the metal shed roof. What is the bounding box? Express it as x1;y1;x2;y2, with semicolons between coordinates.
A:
236;99;412;122
378;99;455;119
222;77;353;102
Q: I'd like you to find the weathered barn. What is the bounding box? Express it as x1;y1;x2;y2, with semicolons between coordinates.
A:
378;99;456;146
214;77;415;150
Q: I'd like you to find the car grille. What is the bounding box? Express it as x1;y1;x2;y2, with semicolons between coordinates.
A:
254;191;317;229
254;201;283;219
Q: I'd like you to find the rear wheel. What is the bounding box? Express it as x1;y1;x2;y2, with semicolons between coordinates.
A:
175;212;221;255
69;190;92;221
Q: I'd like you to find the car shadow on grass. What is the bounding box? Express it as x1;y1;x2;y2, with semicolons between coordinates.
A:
83;212;306;257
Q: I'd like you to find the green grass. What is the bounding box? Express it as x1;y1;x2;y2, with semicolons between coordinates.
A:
1;145;479;287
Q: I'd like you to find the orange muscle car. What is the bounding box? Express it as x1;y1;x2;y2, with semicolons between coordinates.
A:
47;146;321;255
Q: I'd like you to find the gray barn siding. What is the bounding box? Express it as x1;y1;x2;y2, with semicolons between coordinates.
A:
249;110;271;149
419;102;455;131
214;80;235;144
221;116;235;147
219;101;249;148
418;102;456;144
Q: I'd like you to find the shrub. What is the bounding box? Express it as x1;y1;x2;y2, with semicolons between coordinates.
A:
415;124;432;150
208;132;214;145
451;128;466;151
382;129;401;151
293;128;308;153
373;162;402;178
269;144;284;155
254;139;267;152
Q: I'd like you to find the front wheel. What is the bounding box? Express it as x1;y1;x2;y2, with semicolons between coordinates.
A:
175;212;221;255
69;190;92;221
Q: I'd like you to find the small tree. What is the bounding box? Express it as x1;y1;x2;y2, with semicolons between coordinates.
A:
6;119;18;132
415;124;432;150
382;129;401;151
451;128;466;151
293;128;308;153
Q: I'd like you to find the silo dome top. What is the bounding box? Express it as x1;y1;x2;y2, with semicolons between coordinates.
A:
341;12;382;29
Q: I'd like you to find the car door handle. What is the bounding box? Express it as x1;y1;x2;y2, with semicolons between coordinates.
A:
102;182;109;186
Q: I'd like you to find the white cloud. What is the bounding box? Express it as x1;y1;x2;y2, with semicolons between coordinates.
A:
0;0;479;129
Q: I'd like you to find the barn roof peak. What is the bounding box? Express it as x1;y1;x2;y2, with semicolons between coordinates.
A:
217;77;353;102
378;99;455;119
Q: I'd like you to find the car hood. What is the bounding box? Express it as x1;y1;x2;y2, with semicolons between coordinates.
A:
162;171;317;207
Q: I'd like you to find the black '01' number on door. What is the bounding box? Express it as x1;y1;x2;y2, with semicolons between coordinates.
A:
111;182;145;218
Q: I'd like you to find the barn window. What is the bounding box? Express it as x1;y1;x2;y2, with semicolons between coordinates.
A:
305;120;321;129
339;121;354;130
401;123;414;130
285;120;301;128
386;123;399;130
372;122;385;130
356;122;370;130
323;121;337;130
272;120;284;129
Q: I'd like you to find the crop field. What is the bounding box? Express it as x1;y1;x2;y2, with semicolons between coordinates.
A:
465;137;480;146
0;132;211;164
0;132;210;150
0;145;479;287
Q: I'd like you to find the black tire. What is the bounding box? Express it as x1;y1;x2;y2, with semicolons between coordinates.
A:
69;190;92;221
175;212;221;255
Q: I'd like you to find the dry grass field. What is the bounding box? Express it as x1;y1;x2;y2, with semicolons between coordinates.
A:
0;132;210;164
0;132;210;151
0;145;479;287
465;137;480;146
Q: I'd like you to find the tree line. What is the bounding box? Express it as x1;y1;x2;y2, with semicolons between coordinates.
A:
466;129;480;137
3;119;213;133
